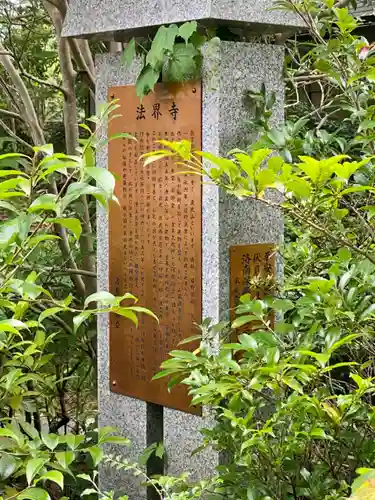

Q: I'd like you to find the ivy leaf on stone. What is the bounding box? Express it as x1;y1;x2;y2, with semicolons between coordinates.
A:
178;21;197;44
146;24;179;69
166;43;200;82
121;38;136;68
136;66;160;98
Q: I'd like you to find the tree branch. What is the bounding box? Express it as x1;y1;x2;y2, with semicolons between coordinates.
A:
20;67;67;96
69;39;95;91
0;117;33;150
30;303;73;336
0;41;45;144
0;108;23;120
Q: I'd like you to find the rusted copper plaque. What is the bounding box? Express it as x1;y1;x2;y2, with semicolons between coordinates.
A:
108;81;202;415
230;244;276;336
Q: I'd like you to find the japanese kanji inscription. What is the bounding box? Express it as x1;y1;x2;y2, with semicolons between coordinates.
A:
108;81;202;415
230;244;276;336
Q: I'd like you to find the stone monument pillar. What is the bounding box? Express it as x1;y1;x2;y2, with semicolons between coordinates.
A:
62;4;303;499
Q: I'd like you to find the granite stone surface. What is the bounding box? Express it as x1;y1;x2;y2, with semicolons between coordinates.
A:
62;0;304;40
164;41;284;476
96;53;148;500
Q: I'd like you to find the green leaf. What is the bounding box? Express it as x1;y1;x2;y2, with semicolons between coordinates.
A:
82;489;98;496
146;25;179;68
0;318;28;333
121;38;136;67
28;194;58;214
15;215;32;243
88;446;103;466
256;168;276;194
26;458;47;485
272;299;294;313
142;151;174;167
0;428;18;439
77;473;92;482
328;334;359;353
337;247;351;262
231;315;256;329
100;436;131;445
238;334;257;349
21;282;51;300
41;433;59;451
125;306;158;321
287;178;312;199
178;21;197;43
19;420;39;440
73;311;92;332
252;331;278;347
282;376;303;394
321;361;358;373
178;334;202;345
61;182;104;211
0;169;28;178
0;454;17;479
112;307;138;326
155;441;165;458
136;66;160;98
297;156;321;182
139;443;157;466
39;307;64;323
168;350;198;361
0;200;18;212
98;426;119;441
307;278;335;293
360;303;375;321
0;218;19;248
0;177;25;191
310;427;329;439
299;350;330;367
18;488;50;500
28;235;60;247
166;43;199;81
108;133;136;142
84;291;116;308
352;470;375;493
85;167;115;198
55;451;75;470
37;471;64;490
64;434;84;450
267;129;286;147
52;218;82;240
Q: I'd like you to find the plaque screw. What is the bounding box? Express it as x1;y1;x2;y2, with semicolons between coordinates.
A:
192;88;197;94
112;380;117;386
110;93;115;100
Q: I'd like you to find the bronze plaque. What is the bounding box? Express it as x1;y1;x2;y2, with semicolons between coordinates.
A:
230;244;276;336
108;81;202;415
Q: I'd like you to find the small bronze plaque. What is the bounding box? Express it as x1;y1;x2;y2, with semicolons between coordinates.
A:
108;81;202;415
230;244;276;335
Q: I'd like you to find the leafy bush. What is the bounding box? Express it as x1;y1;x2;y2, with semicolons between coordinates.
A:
0;102;154;498
142;3;375;494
